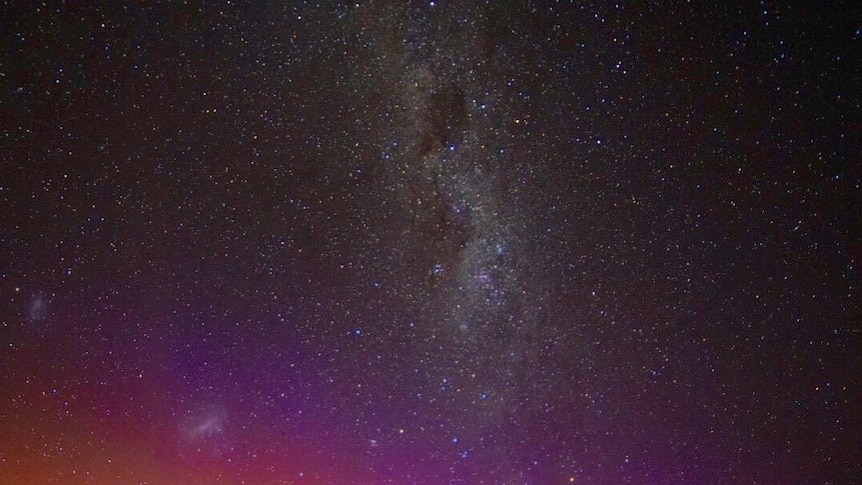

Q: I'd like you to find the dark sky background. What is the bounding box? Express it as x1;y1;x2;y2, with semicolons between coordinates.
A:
1;1;860;484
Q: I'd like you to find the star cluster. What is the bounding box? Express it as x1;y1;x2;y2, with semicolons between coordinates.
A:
1;1;859;484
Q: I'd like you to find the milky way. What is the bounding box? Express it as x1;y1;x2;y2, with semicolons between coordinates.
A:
2;2;859;484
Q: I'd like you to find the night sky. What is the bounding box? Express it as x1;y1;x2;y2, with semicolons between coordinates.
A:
1;1;860;484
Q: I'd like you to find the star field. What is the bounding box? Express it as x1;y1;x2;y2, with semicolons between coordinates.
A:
1;1;860;484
